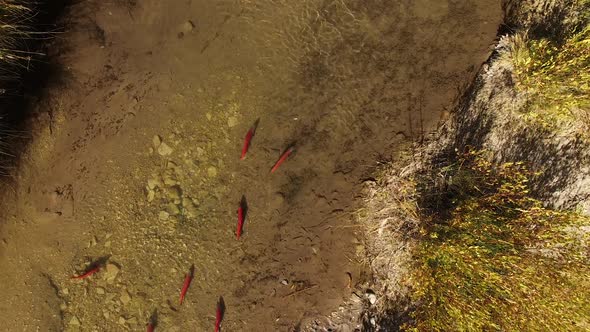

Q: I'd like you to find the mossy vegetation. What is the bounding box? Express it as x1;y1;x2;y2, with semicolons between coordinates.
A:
511;0;590;133
405;150;590;331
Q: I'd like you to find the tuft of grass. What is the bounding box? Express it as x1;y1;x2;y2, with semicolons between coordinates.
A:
0;1;38;172
0;1;36;81
405;150;590;331
510;0;590;133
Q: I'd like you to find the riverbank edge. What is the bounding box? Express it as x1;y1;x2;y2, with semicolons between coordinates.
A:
358;0;590;330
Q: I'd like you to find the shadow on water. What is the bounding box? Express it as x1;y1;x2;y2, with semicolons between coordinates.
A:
0;0;72;172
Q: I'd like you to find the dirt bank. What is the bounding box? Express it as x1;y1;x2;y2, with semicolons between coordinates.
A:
0;0;501;331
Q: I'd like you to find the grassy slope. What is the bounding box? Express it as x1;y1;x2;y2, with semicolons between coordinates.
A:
402;1;590;330
510;0;590;134
407;151;590;331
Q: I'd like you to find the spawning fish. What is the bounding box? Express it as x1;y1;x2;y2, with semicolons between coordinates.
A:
270;146;294;173
236;204;244;240
240;119;259;160
71;266;101;279
236;196;247;240
179;265;195;305
215;296;225;332
146;310;157;332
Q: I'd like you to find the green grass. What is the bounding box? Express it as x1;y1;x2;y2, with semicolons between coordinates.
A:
405;150;590;331
511;0;590;133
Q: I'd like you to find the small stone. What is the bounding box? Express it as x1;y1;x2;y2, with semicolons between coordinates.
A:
149;147;154;154
182;197;193;206
158;142;174;156
181;20;195;33
152;135;162;148
356;244;365;254
366;291;377;305
62;288;69;295
127;317;138;325
185;209;196;218
106;293;117;303
182;197;197;213
96;287;105;295
206;113;212;120
167;161;178;169
120;290;132;305
147;178;160;189
147;190;155;202
165;186;182;200
227;116;238;128
103;311;110;319
207;166;217;177
159;211;170;221
280;279;289;285
163;174;177;186
118;316;126;325
69;316;81;326
104;240;111;248
60;303;67;311
167;203;181;216
272;193;285;205
104;263;120;281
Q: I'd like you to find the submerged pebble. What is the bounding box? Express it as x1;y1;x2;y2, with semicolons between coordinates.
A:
167;203;181;216
104;263;120;281
159;211;170;221
147;190;155;202
227;116;238;127
181;20;195;33
69;316;81;326
152;135;162;148
158;142;174;156
120;290;131;305
207;166;218;177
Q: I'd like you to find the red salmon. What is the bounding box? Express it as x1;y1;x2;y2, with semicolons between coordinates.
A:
215;297;225;332
240;119;259;160
179;265;195;305
270;146;294;173
71;266;100;279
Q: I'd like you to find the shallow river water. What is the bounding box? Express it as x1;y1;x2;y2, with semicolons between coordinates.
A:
0;0;501;331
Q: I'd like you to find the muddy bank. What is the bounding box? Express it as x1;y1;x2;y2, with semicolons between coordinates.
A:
0;0;501;331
